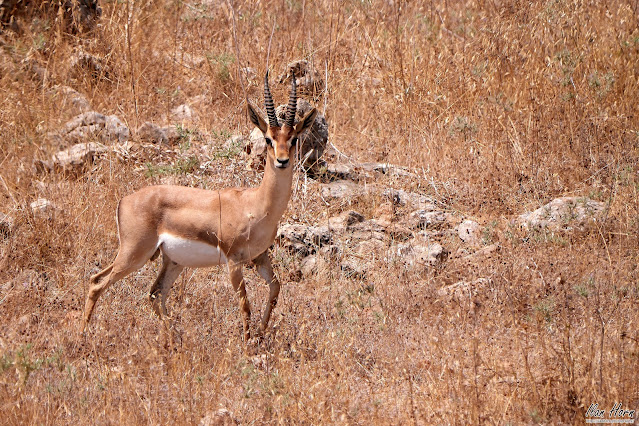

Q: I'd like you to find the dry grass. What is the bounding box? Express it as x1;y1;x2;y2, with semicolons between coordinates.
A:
1;0;638;423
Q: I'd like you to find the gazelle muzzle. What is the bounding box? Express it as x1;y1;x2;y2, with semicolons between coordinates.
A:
275;157;289;168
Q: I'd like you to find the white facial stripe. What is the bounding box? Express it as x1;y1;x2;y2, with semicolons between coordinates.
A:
159;233;227;267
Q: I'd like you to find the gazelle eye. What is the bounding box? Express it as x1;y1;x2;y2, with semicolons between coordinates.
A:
291;137;298;146
265;137;273;146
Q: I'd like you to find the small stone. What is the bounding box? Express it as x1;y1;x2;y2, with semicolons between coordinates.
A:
299;254;330;277
409;210;448;230
219;135;246;158
517;197;607;231
324;163;359;181
348;220;386;242
162;126;181;145
181;53;207;68
372;219;413;241
70;50;108;80
30;198;55;217
360;162;414;177
396;236;447;267
137;122;168;144
105;115;130;143
64;111;106;132
62;111;129;144
340;257;368;279
320;180;364;200
299;255;318;277
327;210;365;232
355;239;386;259
246;127;266;157
382;188;438;210
200;408;237;426
56;85;91;114
171;104;197;124
437;278;491;299
52;142;108;174
319;244;341;260
278;59;324;95
459;243;499;261
278;223;332;257
457;220;480;244
241;67;256;81
21;57;48;83
0;212;14;238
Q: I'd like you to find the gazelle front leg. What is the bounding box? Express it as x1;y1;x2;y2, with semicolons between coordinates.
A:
253;251;281;336
228;261;251;341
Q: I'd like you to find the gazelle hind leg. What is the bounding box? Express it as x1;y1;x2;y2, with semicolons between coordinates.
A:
83;264;114;326
149;252;184;318
83;246;157;328
253;251;280;336
84;263;138;326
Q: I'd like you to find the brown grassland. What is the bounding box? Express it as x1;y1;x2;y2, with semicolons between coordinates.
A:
1;0;638;423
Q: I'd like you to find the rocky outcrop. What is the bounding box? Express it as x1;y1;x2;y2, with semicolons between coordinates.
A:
278;203;453;279
326;210;365;232
34;107;130;175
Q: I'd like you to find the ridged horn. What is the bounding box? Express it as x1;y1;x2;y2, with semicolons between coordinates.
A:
264;71;279;128
284;74;297;128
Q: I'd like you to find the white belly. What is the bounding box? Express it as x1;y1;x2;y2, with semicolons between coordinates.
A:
158;233;228;267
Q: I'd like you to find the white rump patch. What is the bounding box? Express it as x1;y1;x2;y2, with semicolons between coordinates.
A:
159;233;227;267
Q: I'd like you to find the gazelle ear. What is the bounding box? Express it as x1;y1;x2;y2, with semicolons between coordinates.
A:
247;102;268;133
294;108;317;134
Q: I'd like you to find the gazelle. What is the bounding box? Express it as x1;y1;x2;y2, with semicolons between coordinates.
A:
83;72;317;340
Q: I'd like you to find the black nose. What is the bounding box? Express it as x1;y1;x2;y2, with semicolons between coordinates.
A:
276;158;289;167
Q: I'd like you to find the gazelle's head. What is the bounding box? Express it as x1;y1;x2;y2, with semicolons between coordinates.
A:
248;71;318;169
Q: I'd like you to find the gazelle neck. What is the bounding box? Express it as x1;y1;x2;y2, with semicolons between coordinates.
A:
256;156;295;218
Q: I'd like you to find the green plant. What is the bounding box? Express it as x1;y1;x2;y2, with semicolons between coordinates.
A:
144;157;200;177
534;297;555;324
206;52;235;84
16;344;44;384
